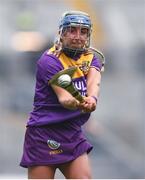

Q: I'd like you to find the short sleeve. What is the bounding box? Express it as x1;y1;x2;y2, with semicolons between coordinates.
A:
90;55;102;72
37;53;63;83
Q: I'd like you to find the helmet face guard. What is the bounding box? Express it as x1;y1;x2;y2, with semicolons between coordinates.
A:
57;11;92;54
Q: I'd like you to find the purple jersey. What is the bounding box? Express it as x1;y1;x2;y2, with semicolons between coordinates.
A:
27;47;102;127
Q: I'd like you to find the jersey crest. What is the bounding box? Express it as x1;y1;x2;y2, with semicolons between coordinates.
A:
79;60;90;75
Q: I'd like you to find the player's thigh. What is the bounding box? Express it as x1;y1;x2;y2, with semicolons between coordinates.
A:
59;153;92;179
28;165;56;179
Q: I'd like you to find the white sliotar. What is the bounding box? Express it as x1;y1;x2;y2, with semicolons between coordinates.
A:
57;74;72;88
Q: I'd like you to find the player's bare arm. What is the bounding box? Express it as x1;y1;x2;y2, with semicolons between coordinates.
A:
87;67;101;98
51;84;79;110
80;68;101;112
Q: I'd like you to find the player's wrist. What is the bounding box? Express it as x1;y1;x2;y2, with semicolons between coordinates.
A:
90;96;98;103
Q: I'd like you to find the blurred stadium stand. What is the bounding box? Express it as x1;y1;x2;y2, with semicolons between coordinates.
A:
0;0;144;178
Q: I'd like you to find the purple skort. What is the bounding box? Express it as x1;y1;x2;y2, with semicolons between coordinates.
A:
20;121;93;168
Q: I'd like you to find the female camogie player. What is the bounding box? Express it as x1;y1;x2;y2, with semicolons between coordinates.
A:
20;11;104;179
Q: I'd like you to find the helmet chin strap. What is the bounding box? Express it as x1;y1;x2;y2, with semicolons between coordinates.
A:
62;46;85;59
